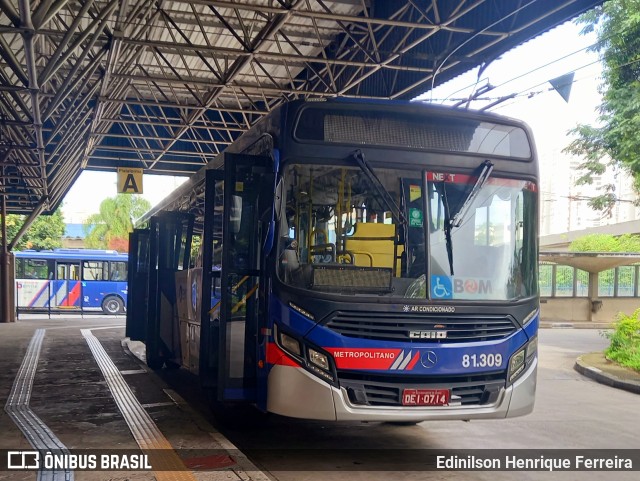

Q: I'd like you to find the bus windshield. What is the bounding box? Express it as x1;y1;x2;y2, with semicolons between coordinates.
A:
277;162;537;301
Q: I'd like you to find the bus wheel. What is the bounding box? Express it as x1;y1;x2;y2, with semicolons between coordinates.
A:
102;296;123;315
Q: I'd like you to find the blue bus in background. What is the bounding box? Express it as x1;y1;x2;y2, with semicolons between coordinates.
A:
15;249;128;315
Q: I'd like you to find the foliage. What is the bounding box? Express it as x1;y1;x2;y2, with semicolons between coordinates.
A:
563;1;640;214
1;210;65;250
603;309;640;372
569;233;640;252
190;235;201;267
84;195;150;252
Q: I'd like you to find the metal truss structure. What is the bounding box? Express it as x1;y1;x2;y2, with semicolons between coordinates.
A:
1;0;602;224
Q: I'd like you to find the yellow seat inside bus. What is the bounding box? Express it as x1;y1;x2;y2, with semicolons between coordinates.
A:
344;223;403;272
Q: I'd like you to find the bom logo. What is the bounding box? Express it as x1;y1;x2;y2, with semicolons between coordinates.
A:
453;278;492;294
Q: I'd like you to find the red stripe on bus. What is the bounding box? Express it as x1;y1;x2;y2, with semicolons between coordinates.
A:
266;343;300;367
68;282;81;306
406;352;421;370
325;348;402;370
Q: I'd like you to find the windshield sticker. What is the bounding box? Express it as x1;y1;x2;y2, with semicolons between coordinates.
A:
409;184;421;202
431;275;494;299
409;208;423;227
454;277;493;297
431;275;453;299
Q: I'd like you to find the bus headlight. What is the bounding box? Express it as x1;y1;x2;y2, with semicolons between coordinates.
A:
274;325;337;384
508;349;525;382
508;336;538;383
307;347;334;383
308;348;330;370
279;331;302;357
526;335;538;360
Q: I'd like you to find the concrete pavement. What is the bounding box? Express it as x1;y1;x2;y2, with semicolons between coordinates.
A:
538;320;640;395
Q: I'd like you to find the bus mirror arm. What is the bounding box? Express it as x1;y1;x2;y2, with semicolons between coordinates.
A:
349;150;406;227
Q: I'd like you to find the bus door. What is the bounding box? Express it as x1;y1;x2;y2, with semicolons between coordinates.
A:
201;153;274;402
54;261;81;308
126;228;150;341
146;212;194;369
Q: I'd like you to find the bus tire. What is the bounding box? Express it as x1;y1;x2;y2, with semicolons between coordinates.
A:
102;295;124;315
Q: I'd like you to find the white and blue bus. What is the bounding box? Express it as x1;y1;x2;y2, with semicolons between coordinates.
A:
15;249;128;315
130;99;539;422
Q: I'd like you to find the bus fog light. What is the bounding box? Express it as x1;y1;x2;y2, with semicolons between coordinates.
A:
280;332;301;357
309;348;330;370
508;349;525;382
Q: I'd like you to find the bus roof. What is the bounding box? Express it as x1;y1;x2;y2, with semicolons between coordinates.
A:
14;249;128;261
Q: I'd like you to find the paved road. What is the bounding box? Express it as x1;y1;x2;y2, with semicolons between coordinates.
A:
184;329;639;481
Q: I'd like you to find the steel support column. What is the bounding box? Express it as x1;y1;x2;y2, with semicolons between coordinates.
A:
1;192;15;322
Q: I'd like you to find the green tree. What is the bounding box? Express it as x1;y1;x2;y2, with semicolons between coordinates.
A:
569;233;640;252
1;210;65;250
563;1;640;214
84;195;150;252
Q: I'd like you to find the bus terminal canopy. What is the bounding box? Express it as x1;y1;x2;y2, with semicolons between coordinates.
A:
539;252;640;274
0;0;602;217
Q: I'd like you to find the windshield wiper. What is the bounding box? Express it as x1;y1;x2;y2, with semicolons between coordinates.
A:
442;160;494;275
452;160;494;227
350;150;406;226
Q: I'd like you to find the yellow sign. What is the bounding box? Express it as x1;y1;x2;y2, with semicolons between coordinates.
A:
409;184;421;202
117;168;143;194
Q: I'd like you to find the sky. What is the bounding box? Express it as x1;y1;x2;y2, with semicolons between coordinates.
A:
62;172;187;223
421;20;602;148
62;19;604;224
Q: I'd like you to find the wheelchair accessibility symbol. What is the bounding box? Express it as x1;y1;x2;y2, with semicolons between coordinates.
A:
431;276;453;299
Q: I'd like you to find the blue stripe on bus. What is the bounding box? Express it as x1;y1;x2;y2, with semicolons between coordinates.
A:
29;281;51;308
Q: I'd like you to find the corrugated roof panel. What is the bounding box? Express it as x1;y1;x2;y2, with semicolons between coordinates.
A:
0;0;603;214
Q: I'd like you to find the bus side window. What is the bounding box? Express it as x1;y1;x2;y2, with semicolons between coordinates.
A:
83;261;105;281
20;259;49;279
110;261;127;281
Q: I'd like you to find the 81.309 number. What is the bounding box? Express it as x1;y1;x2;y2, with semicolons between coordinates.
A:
462;353;502;368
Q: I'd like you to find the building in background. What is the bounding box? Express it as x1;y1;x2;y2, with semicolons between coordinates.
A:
540;151;640;236
62;224;86;248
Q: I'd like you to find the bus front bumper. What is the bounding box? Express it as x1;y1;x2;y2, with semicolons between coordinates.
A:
267;357;537;422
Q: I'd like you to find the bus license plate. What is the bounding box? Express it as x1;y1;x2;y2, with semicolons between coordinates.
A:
402;389;450;406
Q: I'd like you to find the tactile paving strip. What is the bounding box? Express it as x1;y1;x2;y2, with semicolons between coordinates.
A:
4;328;74;481
81;328;197;481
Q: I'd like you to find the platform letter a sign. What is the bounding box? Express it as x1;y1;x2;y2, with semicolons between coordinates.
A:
117;168;143;194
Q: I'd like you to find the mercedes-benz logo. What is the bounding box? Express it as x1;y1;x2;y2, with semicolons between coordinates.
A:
420;350;438;368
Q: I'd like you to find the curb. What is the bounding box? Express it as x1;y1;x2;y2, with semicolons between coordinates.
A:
574;355;640;395
540;322;613;329
120;338;273;481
